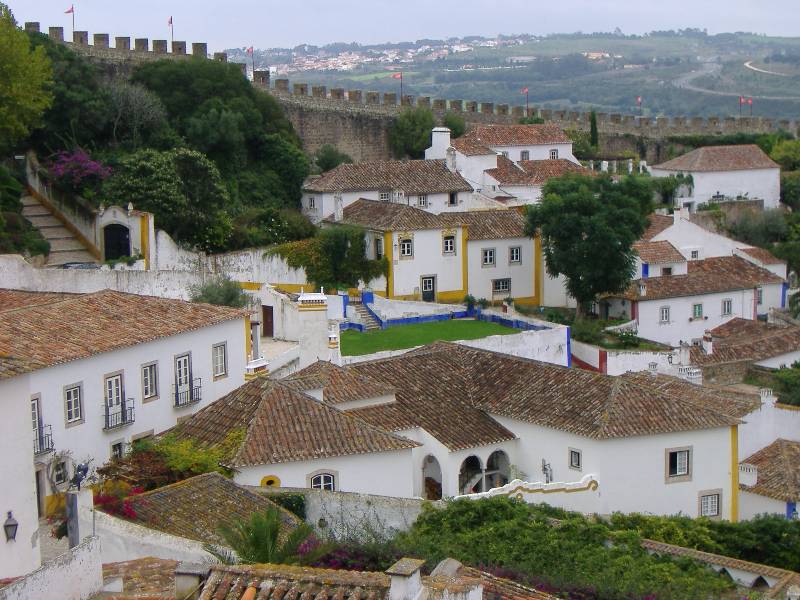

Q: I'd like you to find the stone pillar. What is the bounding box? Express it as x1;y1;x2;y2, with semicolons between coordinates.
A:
401;95;413;107
622;115;635;128
383;92;397;105
73;31;89;45
417;96;431;109
192;42;208;58
628;158;634;174
449;100;463;112
601;160;608;172
93;33;109;48
540;109;553;120
135;38;149;52
610;113;622;124
553;110;566;121
24;22;40;33
432;99;446;111
115;37;131;51
348;90;363;103
639;117;651;127
311;85;327;98
275;79;290;93
588;160;594;171
497;104;509;115
49;27;64;42
366;91;380;105
293;83;308;96
465;101;478;113
481;102;494;114
330;88;345;100
511;106;524;117
172;41;187;55
213;51;228;62
254;71;271;88
153;39;168;54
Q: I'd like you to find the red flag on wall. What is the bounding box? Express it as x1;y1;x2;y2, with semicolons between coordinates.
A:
65;4;74;13
391;72;403;79
246;46;254;54
747;97;753;105
520;87;529;94
636;96;643;105
739;96;745;105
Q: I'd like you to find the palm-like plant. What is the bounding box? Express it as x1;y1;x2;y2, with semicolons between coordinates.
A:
207;507;324;565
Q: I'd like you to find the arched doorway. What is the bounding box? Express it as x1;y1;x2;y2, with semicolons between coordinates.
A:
422;455;442;500
485;450;511;490
103;223;131;261
459;455;483;495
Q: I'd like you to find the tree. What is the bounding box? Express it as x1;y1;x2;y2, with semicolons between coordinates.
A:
781;171;800;210
389;107;435;158
442;112;466;138
526;173;650;317
190;277;252;308
589;110;599;148
107;81;167;149
314;144;353;173
518;116;545;125
103;148;233;251
726;208;788;248
771;139;800;172
209;507;321;565
773;362;800;406
0;4;53;149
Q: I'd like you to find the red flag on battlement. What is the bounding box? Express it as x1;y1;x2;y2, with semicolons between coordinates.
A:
391;72;403;79
747;97;753;105
636;95;642;105
246;46;254;54
521;86;529;94
65;4;74;13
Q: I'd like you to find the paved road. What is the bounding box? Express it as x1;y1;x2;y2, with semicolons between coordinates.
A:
672;60;800;101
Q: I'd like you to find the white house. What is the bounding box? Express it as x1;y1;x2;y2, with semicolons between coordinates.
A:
0;289;248;518
739;439;800;521
605;255;785;347
301;159;477;223
326;199;539;304
650;145;781;210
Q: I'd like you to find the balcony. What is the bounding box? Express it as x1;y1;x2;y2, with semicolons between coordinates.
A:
174;378;202;408
104;400;135;431
33;425;54;455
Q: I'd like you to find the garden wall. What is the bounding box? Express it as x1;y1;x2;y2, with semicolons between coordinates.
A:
571;339;677;375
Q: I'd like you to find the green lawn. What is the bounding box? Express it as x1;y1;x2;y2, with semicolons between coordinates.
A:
340;319;519;356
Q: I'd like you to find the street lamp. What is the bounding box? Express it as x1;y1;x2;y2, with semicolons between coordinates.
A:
4;511;18;542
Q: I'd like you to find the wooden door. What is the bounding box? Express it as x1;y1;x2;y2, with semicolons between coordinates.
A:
262;305;274;338
421;277;435;302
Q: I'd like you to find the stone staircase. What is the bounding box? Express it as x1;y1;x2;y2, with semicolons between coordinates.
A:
353;303;381;331
21;195;97;266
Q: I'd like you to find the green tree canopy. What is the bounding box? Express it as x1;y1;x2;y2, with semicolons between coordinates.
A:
770;139;800;171
781;171;800;210
389;107;435;158
103;148;233;251
314;144;353;173
526;173;650;316
441;112;466;138
189;276;252;308
0;5;53;149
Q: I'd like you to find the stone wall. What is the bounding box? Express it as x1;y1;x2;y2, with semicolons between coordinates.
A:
701;359;754;385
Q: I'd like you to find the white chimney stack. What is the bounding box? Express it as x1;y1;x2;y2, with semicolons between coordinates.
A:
333;193;343;222
387;559;425;600
428;127;452;160
701;332;713;355
739;463;758;487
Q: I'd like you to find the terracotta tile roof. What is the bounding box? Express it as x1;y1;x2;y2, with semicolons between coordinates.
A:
0;289;80;312
0;289;246;380
518;159;588;182
102;557;178;598
462;124;571;147
691;319;800;366
319;343;741;444
740;439;800;502
641;214;673;241
458;567;558;600
451;136;496;156
0;355;43;379
325;199;443;231
284;361;396;405
615;256;783;301
126;473;300;545
485;155;538;186
739;246;786;265
304;160;471;194
167;378;418;467
653;144;779;172
439;210;527;240
633;241;685;265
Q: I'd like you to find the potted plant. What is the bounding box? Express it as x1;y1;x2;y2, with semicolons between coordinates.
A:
464;294;477;316
502;296;514;314
476;298;490;316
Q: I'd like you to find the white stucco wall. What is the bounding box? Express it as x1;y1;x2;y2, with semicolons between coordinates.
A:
302;190;473;222
651;213;751;260
0;375;41;579
460;326;569;367
739;490;786;521
756;350;800;369
388;229;465;298
651;168;780;209
636;259;688;279
739;400;800;459
542;272;577;309
234;449;416;498
570;339;676;376
490;142;577;164
370;296;465;319
467;237;534;300
31;319;246;496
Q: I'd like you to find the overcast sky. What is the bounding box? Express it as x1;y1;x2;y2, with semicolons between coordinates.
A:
8;1;796;51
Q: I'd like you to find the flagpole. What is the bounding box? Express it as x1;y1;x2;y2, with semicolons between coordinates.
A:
400;72;403;101
526;90;529;117
72;8;74;37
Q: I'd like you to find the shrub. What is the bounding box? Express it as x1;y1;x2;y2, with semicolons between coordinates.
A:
772;361;800;406
726;208;788;247
314;144;353;173
190;276;252;308
442;112;466;138
270;493;306;520
49;148;111;199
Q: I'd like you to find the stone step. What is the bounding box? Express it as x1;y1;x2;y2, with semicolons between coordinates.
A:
46;249;97;266
39;226;74;241
25;214;62;228
48;237;87;252
21;195;40;207
21;205;51;218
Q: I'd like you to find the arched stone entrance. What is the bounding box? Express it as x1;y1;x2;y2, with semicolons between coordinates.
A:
486;450;511;490
422;455;442;500
103;223;131;261
459;455;484;495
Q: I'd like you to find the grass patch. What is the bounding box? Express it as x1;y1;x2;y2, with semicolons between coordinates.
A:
340;319;518;356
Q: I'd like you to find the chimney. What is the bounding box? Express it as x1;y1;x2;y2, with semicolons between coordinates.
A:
738;463;758;488
638;283;646;297
333;193;343;222
430;126;451;159
677;342;690;365
387;558;425;600
648;362;658;376
445;147;457;172
701;332;713;355
760;388;775;406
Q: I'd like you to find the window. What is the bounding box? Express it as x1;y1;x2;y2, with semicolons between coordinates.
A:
662;267;673;276
111;442;125;460
549;149;559;160
400;238;413;257
667;448;692;481
308;196;315;210
569;449;582;470
722;298;732;316
659;306;670;323
64;384;83;424
520;150;530;161
757;287;763;305
141;363;158;400
448;192;458;206
417;194;428;208
310;472;335;491
690;250;699;260
700;492;720;517
482;248;496;266
375;237;383;260
492;278;511;293
54;461;67;484
212;343;228;378
379;191;390;201
422;277;434;293
509;246;521;263
692;303;703;319
443;235;455;254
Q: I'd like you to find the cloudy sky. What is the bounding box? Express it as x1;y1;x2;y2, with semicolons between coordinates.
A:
8;0;795;51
